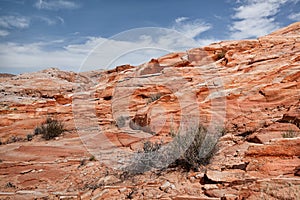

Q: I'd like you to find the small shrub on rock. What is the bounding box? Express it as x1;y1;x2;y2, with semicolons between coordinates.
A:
27;134;33;141
142;140;162;153
175;125;218;170
116;116;127;128
216;50;226;60
147;93;163;104
127;124;220;174
34;126;42;135
89;155;96;161
35;117;65;140
282;130;299;138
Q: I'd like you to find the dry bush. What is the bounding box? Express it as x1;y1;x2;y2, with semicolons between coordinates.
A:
126;124;220;174
34;117;65;140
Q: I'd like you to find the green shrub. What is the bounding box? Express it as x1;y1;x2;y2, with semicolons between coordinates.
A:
217;50;226;60
89;155;96;161
79;158;87;167
282;130;299;138
35;117;65;140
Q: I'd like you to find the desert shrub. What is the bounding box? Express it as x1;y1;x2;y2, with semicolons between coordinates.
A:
7;136;23;144
34;126;42;135
35;117;65;140
142;140;162;153
282;130;299;138
147;93;163;104
6;182;16;188
116;116;127;128
169;125;218;170
79;158;87;167
217;50;226;60
126;124;220;174
89;155;96;161
27;134;33;141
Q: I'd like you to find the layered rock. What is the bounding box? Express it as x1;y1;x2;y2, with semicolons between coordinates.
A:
0;22;299;199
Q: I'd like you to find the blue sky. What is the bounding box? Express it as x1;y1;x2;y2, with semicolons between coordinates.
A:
0;0;299;74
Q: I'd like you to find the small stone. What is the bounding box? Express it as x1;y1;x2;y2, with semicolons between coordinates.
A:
160;181;171;192
20;169;32;174
202;184;219;190
206;170;245;183
86;162;94;167
170;184;176;190
92;189;109;199
195;173;205;179
97;175;120;185
118;187;127;193
189;177;196;182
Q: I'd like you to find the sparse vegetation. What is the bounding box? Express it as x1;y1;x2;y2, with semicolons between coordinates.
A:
127;124;220;174
115;115;127;128
147;93;163;104
34;126;42;135
6;182;16;188
142;140;163;153
80;158;87;167
216;50;227;60
26;134;33;141
89;155;96;161
7;136;23;144
282;129;299;138
169;125;218;170
34;117;65;140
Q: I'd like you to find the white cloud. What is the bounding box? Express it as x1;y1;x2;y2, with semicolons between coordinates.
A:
0;28;205;73
0;30;9;37
172;18;212;39
0;15;64;37
0;15;30;37
233;1;284;19
0;15;30;29
0;41;85;72
34;0;79;10
36;16;56;25
35;16;64;25
288;12;300;21
229;0;291;39
56;16;65;24
175;17;189;23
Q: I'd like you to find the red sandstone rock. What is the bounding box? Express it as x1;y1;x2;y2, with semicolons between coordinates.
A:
0;22;300;199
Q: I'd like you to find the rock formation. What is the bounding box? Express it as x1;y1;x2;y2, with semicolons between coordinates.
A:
0;22;299;199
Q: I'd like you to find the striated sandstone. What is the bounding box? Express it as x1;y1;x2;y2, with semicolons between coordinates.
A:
0;22;300;199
